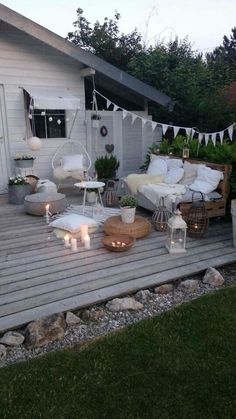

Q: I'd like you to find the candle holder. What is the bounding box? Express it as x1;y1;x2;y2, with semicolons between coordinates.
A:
152;197;172;232
186;192;209;238
102;234;135;252
182;146;190;159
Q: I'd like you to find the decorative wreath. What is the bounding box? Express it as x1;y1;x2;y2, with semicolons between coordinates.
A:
100;125;108;137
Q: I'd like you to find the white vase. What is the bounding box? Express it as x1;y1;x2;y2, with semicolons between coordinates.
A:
92;120;100;129
86;191;97;203
121;206;136;224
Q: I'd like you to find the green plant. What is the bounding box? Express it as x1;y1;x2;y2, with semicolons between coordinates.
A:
8;176;28;185
94;155;120;179
119;195;138;207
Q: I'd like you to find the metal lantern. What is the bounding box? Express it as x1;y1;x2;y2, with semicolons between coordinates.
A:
152;197;172;231
166;209;187;253
182;146;190;159
187;192;209;238
104;180;118;207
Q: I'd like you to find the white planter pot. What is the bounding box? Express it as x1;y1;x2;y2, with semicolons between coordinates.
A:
86;191;97;203
92;120;100;129
121;206;136;224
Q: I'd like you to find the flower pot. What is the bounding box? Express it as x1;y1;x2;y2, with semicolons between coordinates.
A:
86;191;97;203
8;184;31;205
121;206;136;224
14;159;34;168
92;120;100;129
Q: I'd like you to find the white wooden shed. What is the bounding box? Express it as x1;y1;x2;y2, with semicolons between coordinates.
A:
0;4;172;192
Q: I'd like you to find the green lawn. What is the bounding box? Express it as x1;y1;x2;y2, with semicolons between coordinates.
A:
1;287;236;419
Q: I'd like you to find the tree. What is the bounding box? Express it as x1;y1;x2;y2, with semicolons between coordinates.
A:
67;8;143;71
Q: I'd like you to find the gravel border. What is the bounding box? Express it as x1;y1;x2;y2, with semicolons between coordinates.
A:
1;263;236;368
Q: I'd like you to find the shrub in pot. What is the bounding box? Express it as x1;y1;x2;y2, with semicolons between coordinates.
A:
8;176;31;204
119;195;138;224
94;155;120;184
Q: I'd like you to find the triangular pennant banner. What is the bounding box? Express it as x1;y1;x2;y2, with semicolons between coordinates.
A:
185;127;192;137
211;133;216;145
219;130;224;144
198;133;203;144
151;121;157;131
162;124;168;136
205;134;209;145
131;113;138;124
141;118;147;128
173;126;180;138
122;110;128;119
228;124;234;141
113;104;119;112
106;99;111;109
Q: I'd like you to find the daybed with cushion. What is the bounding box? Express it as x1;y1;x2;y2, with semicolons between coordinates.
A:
123;154;232;218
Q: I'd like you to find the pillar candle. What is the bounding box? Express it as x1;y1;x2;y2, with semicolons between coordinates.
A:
64;234;70;248
45;204;50;224
71;238;78;252
80;224;88;244
84;234;91;250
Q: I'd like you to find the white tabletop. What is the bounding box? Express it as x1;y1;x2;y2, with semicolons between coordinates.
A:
74;181;105;189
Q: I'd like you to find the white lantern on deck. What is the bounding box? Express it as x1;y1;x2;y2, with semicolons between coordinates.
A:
166;209;187;253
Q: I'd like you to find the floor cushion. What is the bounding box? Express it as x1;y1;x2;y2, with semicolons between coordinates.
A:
24;192;67;215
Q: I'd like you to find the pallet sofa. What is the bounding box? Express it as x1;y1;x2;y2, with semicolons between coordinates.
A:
123;157;232;219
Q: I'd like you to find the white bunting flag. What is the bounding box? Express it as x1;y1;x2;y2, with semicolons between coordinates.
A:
122;110;128;119
228;124;234;141
151;121;157;131
106;99;111;109
141;118;147;128
185;127;192;137
173;126;180;138
211;133;216;145
219;130;224;144
205;134;209;145
131;113;138;124
113;104;119;112
198;133;203;144
162;124;168;136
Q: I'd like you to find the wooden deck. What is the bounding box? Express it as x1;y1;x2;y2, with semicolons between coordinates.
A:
0;196;236;332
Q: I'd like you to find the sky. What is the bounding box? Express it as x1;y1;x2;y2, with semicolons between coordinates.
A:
1;0;236;53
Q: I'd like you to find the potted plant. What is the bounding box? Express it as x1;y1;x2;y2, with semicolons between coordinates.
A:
8;176;31;204
94;155;120;185
91;113;101;128
119;195;138;224
14;154;35;168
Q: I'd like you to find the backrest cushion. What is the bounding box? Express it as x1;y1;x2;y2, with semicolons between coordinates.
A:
190;166;224;194
62;154;84;171
147;158;168;177
164;168;184;184
150;154;169;162
180;161;201;185
166;158;183;169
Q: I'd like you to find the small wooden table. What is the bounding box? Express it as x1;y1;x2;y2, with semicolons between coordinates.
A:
104;215;152;239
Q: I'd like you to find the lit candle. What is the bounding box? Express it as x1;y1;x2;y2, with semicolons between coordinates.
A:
45;204;50;224
80;224;88;244
84;234;91;250
194;224;198;229
64;234;70;248
71;237;78;252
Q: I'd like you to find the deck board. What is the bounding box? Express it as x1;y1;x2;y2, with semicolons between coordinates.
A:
0;199;235;332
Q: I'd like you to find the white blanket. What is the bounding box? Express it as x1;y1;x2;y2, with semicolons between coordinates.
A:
139;183;186;211
124;173;163;195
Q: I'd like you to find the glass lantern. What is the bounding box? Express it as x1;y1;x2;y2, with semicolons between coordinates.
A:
103;180;118;207
187;192;209;238
166;209;187;253
182;146;190;159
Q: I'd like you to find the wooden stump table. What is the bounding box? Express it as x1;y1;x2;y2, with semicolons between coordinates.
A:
104;215;152;239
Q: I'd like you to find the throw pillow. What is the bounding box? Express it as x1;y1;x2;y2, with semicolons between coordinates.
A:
150;154;169;162
180;161;203;185
147;158;168;177
166;158;183;169
190;166;224;194
50;214;98;233
62;154;84;171
164;168;184;184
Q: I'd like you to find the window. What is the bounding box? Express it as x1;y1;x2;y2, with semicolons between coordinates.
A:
32;109;66;139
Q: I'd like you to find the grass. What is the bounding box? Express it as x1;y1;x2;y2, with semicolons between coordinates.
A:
0;287;236;419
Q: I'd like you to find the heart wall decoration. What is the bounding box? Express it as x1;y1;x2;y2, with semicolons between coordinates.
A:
105;144;114;153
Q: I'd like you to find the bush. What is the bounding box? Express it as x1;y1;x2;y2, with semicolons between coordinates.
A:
94;155;120;179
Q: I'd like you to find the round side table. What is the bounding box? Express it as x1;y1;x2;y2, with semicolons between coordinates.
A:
74;181;105;213
104;215;152;239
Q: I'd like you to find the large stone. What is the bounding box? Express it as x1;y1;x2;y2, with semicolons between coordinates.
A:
0;331;25;346
25;313;66;348
135;289;153;303
106;297;143;312
81;308;105;322
202;267;225;287
0;344;7;361
178;279;200;292
154;284;174;294
66;312;81;327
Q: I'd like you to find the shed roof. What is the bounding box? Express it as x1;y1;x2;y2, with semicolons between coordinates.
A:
0;4;172;108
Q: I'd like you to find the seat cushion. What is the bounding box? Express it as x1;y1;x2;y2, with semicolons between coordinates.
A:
50;214;98;234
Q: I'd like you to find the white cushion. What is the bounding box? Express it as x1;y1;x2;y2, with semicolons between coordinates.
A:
50;214;98;234
180;161;202;185
62;154;83;171
150;154;169;162
190;166;224;194
164;168;184;184
166;158;183;169
147;158;168;177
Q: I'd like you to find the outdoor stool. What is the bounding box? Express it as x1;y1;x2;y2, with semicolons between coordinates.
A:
24;192;67;216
